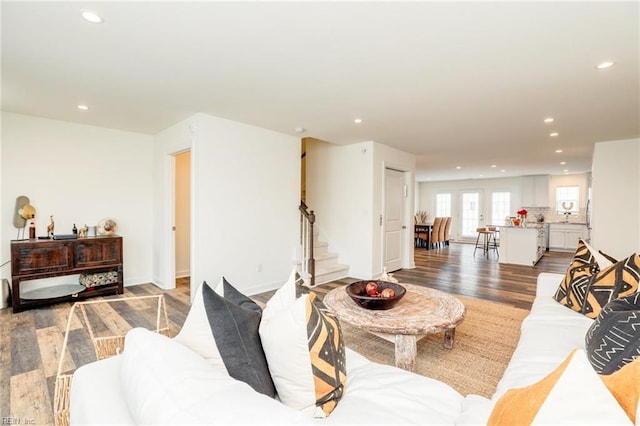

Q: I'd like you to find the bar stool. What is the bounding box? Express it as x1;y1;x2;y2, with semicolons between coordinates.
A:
474;227;498;257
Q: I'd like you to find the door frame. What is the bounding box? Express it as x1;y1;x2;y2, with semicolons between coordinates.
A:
381;163;414;275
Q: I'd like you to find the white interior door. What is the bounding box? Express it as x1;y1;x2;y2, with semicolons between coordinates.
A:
384;168;404;272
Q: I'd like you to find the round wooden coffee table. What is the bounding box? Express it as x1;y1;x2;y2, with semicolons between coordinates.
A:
323;283;465;372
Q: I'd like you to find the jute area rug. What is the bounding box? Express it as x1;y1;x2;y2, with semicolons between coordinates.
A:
337;295;529;398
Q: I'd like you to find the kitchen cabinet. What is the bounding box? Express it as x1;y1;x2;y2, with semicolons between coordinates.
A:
498;225;547;266
548;224;588;251
521;175;550;207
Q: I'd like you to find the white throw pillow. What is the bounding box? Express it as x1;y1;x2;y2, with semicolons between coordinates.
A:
120;328;309;425
259;268;346;418
532;350;632;425
174;279;224;367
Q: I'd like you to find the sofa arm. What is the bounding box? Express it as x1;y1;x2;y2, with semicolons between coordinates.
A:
536;273;564;297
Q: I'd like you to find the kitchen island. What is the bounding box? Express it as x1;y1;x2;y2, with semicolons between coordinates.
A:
498;223;547;266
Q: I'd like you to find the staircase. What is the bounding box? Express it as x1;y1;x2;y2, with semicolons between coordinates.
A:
311;235;350;285
299;202;349;286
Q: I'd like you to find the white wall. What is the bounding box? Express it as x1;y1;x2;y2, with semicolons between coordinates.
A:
191;113;300;296
591;138;640;257
306;140;374;278
306;139;416;279
1;112;154;290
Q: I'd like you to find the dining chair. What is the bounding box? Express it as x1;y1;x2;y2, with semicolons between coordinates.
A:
430;217;443;249
443;217;452;246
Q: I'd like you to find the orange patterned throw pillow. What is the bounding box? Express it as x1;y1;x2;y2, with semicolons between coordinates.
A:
554;240;640;318
554;239;598;311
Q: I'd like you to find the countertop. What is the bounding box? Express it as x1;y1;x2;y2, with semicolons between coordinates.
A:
500;222;588;229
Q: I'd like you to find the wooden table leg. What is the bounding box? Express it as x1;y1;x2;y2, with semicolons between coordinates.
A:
394;334;417;371
443;328;456;349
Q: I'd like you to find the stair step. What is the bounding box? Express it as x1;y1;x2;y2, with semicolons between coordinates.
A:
314;264;349;286
312;241;328;255
314;252;338;269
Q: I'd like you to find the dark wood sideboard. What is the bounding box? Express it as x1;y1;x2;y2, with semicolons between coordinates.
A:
10;235;123;312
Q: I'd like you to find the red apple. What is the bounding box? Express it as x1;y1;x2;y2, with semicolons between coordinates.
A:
365;281;379;296
380;288;395;298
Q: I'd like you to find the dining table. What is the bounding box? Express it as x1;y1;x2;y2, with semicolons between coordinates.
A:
414;222;433;249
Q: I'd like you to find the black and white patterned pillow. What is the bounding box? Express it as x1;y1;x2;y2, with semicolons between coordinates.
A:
175;278;276;397
586;292;640;375
259;268;346;418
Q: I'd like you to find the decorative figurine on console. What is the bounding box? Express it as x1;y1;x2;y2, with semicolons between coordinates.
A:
78;224;88;238
47;215;55;239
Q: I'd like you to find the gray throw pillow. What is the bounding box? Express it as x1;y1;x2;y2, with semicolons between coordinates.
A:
585;292;640;375
201;280;276;397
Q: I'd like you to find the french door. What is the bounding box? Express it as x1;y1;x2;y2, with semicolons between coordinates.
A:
460;191;483;238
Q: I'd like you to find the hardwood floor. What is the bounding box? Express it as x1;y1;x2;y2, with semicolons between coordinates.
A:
0;244;571;423
395;243;572;310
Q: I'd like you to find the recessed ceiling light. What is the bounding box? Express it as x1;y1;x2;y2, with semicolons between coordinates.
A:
560;161;566;165
491;165;497;168
456;166;461;170
294;127;306;133
354;118;362;124
563;169;569;173
549;132;559;137
77;104;89;111
543;117;554;124
555;149;563;153
81;11;104;23
479;174;484;177
500;170;506;173
596;61;615;70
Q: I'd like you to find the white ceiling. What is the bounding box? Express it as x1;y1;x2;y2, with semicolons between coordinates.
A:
2;1;638;181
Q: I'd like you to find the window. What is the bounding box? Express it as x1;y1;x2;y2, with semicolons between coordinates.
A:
491;192;511;225
556;186;579;214
435;193;451;217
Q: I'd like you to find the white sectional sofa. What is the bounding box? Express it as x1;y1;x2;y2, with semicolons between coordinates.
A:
69;273;633;425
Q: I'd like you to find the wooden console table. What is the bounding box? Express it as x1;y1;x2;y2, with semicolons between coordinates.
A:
10;235;123;313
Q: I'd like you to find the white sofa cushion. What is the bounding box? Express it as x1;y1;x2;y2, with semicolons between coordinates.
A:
70;355;134;425
493;273;594;400
120;328;309;425
456;395;494;426
324;362;463;425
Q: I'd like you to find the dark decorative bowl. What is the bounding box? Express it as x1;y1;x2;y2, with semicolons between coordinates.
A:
346;281;406;310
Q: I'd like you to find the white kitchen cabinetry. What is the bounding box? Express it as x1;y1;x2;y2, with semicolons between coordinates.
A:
498;225;547;266
521;175;550;207
548;224;588;251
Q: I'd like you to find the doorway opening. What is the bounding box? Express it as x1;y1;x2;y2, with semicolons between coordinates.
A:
174;150;191;293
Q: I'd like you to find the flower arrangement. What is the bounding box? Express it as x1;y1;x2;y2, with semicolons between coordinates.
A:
414;210;428;224
517;209;528;217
